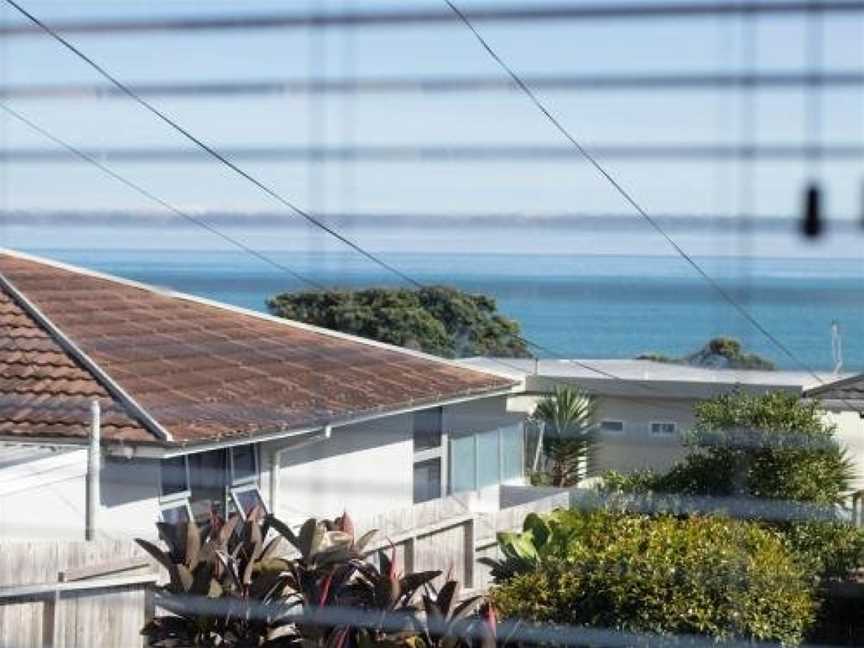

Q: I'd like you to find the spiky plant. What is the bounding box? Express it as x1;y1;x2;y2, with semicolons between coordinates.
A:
532;386;597;487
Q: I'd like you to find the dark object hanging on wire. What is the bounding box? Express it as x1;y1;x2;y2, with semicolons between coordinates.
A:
801;182;824;238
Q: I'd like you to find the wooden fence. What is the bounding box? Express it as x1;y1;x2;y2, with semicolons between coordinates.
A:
0;488;569;647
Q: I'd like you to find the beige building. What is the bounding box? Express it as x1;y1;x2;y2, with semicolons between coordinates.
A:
467;357;847;476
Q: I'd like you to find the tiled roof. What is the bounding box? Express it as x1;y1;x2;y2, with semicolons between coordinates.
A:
804;374;864;407
0;288;151;443
0;252;514;447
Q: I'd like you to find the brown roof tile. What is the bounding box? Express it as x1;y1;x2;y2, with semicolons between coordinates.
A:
0;253;514;447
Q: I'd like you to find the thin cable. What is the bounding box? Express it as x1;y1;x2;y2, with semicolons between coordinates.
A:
4;0;853;414
442;0;853;396
0;0;421;289
0;101;326;291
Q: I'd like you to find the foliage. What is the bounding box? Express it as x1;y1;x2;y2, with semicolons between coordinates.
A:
478;512;574;582
531;386;596;487
489;509;816;646
638;336;775;370
138;511;492;648
267;286;530;358
599;391;864;581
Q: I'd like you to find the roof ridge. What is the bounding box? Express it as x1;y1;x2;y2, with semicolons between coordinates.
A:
0;248;515;382
0;265;173;443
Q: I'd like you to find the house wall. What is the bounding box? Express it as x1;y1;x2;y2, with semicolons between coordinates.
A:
99;457;161;539
261;395;522;526
824;410;864;493
0;449;88;541
262;413;415;525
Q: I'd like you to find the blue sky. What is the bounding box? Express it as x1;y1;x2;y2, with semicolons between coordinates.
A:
0;1;863;256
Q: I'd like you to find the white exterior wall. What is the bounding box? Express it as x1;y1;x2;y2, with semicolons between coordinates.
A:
260;395;521;526
99;457;161;539
823;409;864;493
0;448;88;541
261;414;415;526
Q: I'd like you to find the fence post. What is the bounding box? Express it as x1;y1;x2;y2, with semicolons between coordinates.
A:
41;590;60;648
463;518;475;589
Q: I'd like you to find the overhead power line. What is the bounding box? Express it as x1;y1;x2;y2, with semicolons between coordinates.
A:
4;72;864;99
0;101;325;291
0;0;420;288
2;144;862;163
441;0;859;402
1;1;864;36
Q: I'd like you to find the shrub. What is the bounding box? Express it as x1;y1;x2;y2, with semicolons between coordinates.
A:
138;511;492;647
490;510;816;646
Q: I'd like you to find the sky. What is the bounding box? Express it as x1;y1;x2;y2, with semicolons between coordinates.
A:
0;1;863;256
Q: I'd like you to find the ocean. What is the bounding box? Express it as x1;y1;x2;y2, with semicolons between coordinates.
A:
25;247;864;373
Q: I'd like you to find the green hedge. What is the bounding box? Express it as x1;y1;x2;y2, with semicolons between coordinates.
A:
490;510;815;645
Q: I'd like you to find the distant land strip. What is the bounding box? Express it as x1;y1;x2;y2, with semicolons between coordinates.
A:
2;210;859;232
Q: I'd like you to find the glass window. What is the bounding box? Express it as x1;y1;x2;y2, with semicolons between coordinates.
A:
231;486;266;519
231;444;257;483
160;456;189;497
449;434;477;494
413;458;442;503
650;422;677;436
477;429;501;488
160;503;190;524
500;424;524;481
601;420;625;433
413;408;443;451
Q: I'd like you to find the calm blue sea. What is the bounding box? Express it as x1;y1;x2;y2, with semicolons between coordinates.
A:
30;248;864;372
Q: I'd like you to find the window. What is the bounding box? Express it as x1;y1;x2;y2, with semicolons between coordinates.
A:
413;458;442;503
160;501;192;524
449;433;477;494
500;424;524;481
413;408;443;451
160;455;190;498
650;422;677;436
600;420;625;434
477;429;500;489
231;484;267;519
230;444;258;484
450;424;525;494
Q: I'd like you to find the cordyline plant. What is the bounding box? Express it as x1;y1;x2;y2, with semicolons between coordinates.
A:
137;509;496;648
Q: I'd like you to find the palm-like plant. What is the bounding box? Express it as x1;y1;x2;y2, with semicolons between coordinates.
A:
532;386;596;487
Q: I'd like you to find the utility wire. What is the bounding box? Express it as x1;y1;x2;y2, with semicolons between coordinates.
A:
3;0;852;415
442;0;859;405
0;0;421;289
0;101;325;291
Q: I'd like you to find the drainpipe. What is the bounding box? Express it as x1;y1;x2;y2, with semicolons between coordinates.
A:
85;399;101;541
268;425;332;517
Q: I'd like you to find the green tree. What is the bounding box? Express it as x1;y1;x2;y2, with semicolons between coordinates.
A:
638;336;775;370
531;386;596;487
601;391;864;580
267;286;530;358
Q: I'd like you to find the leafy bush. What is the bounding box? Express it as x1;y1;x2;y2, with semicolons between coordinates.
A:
490;510;816;646
267;286;530;358
599;391;864;581
138;510;492;647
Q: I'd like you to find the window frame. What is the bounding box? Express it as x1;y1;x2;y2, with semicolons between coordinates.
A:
159;455;192;502
599;420;625;434
230;483;267;521
159;499;194;524
229;444;259;486
412;457;443;504
649;421;678;436
412;407;444;452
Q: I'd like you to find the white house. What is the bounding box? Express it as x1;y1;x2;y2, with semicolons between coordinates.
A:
466;357;845;475
0;250;531;542
804;374;864;494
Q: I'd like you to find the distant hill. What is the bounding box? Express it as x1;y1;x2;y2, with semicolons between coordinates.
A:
637;337;775;370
